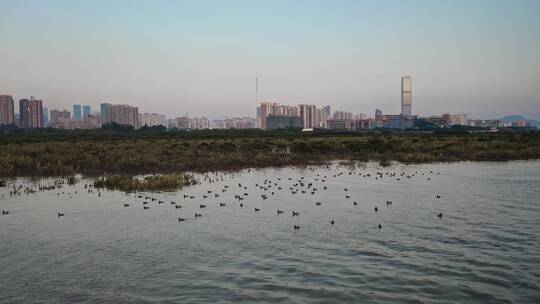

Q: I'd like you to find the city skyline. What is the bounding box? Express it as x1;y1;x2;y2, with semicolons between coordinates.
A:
0;1;539;120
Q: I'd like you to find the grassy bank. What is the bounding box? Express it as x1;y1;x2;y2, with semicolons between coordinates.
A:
0;131;539;177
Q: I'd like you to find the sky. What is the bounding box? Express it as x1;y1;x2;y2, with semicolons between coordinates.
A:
0;0;539;120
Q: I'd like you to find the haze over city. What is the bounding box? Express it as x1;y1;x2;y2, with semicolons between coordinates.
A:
1;0;539;120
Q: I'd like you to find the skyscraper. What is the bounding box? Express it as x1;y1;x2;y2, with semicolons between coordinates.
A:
73;104;82;120
83;105;91;117
43;107;49;126
0;95;15;125
401;76;412;116
19;98;43;128
100;103;111;124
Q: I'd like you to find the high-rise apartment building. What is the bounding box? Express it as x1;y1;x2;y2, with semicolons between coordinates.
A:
259;102;281;130
50;109;71;128
299;104;316;129
107;104;139;127
73;104;82;120
139;113;162;127
401;76;412;116
19;98;43;128
83;105;91;117
0;95;15;125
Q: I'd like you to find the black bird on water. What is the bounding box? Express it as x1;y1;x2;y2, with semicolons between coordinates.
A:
175;205;182;209
58;212;65;217
436;194;441;198
353;201;358;206
437;212;443;218
378;224;382;229
330;220;335;226
143;206;149;210
374;206;378;212
255;208;260;212
292;211;299;217
219;203;226;207
124;203;130;207
178;217;186;222
293;225;300;230
195;213;202;218
277;210;283;214
200;204;206;209
2;210;9;215
316;202;322;206
240;203;243;207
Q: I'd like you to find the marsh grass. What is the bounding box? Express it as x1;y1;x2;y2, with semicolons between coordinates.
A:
1;132;539;177
94;174;197;192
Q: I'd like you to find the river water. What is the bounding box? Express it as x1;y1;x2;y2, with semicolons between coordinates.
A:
1;161;539;303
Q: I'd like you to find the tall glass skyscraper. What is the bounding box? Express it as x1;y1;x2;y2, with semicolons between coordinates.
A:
401;76;412;116
83;105;91;117
73;104;82;120
43;107;49;126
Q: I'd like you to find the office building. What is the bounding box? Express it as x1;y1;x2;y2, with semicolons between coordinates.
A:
83;105;91;117
100;103;111;124
0;95;15;125
19;98;43;128
323;105;331;119
43;108;49;126
401;76;412;116
73;104;82;120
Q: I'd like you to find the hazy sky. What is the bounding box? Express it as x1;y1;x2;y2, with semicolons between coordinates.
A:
1;0;539;119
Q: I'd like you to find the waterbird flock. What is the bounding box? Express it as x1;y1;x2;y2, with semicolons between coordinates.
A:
0;165;446;232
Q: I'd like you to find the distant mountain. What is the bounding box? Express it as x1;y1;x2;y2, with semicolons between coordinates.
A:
499;115;540;128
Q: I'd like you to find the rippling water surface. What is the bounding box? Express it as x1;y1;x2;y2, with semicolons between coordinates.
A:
1;161;539;303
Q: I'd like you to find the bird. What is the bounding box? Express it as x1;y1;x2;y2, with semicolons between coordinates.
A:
436;194;441;198
124;203;129;207
386;201;392;206
219;203;226;207
378;224;382;229
277;210;284;214
171;201;176;205
437;212;443;218
175;205;182;209
353;201;358;206
292;211;299;216
316;202;322;206
330;220;335;226
374;206;378;212
2;210;9;215
293;225;300;230
142;201;148;205
195;213;202;218
200;204;206;209
345;195;350;199
178;217;186;222
240;203;243;207
143;206;149;210
58;212;65;217
255;208;260;212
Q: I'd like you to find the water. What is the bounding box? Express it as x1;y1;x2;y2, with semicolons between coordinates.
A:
1;161;539;303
